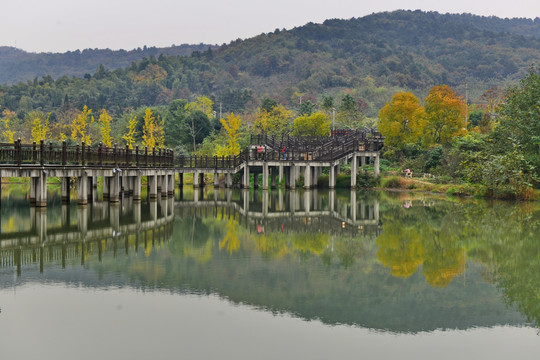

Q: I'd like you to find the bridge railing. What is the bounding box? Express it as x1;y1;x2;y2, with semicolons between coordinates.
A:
0;140;174;168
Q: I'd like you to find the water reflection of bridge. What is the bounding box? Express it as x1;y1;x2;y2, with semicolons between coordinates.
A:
178;189;381;236
0;197;174;274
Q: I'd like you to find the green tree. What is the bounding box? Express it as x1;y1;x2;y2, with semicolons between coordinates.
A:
185;110;212;152
298;100;316;116
337;94;364;129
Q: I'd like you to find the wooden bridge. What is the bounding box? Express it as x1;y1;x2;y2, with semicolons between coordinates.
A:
0;129;383;207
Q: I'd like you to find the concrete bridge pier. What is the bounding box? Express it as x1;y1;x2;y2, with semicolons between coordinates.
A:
351;190;357;222
225;173;233;188
243;164;250;189
351;155;358;189
35;172;47;208
78;172;88;206
109;172;120;203
168;173;175;197
29;177;37;205
148;174;158;201
374;155;380;177
214;173;220;188
329;164;336;189
262;163;269;190
304;165;311;189
133;175;142;202
193;172;200;188
161;174;168;199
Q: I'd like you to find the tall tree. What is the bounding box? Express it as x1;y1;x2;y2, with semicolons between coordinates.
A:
71;105;94;144
98;109;112;147
1;109;16;143
123;116;137;150
184;110;211;152
292;112;330;137
219;112;242;155
185;96;214;119
142;108;156;149
253;104;294;136
337;94;364;129
29;111;50;143
422;85;466;147
378;92;425;148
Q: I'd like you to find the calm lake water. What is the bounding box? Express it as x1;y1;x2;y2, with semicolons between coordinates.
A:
1;185;539;359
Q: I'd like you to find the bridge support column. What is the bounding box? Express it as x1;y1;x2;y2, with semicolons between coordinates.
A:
304;165;311;189
262;163;269;190
329;189;336;213
278;165;283;183
243;165;249;189
225;173;233;188
262;190;269;217
77;206;88;238
169;173;175;196
288;165;296;190
36;172;47;208
374;155;380;177
78;172;88;206
303;191;311;215
29;177;37;205
351;155;357;189
110;172;120;203
148;174;158;201
351;190;357;222
61;177;70;204
161;173;168;199
329;164;336;189
361;156;366;167
193;172;200;188
214;173;220;187
133;175;142;202
312;167;319;187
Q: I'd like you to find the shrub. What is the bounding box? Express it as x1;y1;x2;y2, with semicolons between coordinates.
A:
317;174;329;188
336;174;351;188
382;176;402;188
356;171;379;188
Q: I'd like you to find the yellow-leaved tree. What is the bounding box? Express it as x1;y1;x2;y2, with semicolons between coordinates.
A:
378;92;425;148
71;106;94;144
1;109;16;142
218;112;242;156
142;108;156;149
422;85;467;147
98;109;113;147
253;105;294;136
292;112;330;137
123;116;137;150
30;111;50;143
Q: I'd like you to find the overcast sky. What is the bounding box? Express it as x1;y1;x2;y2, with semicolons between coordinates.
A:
1;0;539;53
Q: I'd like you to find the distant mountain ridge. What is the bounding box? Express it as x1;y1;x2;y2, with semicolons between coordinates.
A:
0;44;216;84
1;10;540;117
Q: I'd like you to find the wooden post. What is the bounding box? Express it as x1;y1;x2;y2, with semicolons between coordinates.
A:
81;141;86;166
40;140;45;166
136;145;139;167
62;141;67;165
32;141;37;164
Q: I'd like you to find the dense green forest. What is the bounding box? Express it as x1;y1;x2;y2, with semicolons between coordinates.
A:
2;10;540;118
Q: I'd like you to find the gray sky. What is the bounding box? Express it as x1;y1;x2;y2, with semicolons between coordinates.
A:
1;0;539;53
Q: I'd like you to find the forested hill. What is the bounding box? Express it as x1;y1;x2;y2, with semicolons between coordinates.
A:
2;10;540;117
0;44;215;84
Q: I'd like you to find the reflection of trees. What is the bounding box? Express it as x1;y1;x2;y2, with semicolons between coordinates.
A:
377;202;465;287
220;220;240;255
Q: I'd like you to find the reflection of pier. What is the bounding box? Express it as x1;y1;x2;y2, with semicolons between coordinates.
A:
178;189;381;236
0;197;174;274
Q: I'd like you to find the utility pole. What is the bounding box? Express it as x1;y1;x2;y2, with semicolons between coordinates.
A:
219;103;222;119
